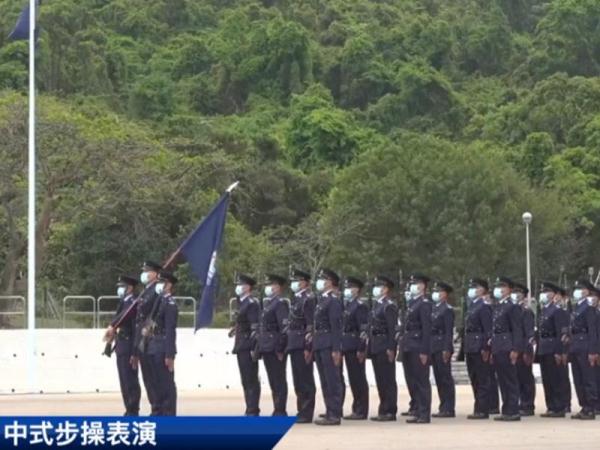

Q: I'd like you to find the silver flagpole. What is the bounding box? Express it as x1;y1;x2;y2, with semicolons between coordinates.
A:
27;0;37;392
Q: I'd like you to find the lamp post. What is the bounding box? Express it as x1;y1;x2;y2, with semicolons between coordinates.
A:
522;212;533;302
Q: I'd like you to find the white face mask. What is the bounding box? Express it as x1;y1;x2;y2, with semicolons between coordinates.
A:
155;283;165;295
343;288;353;301
316;279;326;292
290;281;301;293
140;272;150;285
372;286;383;298
573;289;583;301
404;290;411;301
410;283;421;298
510;293;519;303
235;285;245;297
432;292;441;303
264;285;274;297
117;287;126;299
467;288;478;299
540;292;551;305
493;287;503;300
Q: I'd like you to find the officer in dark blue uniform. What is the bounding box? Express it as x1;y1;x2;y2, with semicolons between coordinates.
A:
430;281;456;418
341;276;369;420
230;274;261;416
490;277;522;421
286;269;317;423
312;268;343;426
512;282;536;416
465;278;493;420
106;276;141;416
133;261;162;415
568;279;599;420
147;271;178;416
401;273;433;424
368;275;398;422
537;281;569;417
258;274;290;416
556;287;572;413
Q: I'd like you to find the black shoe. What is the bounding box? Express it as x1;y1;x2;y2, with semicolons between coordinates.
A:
432;411;455;418
296;417;312;424
494;414;521;422
406;416;430;424
370;414;396;422
489;408;500;415
401;410;417;417
540;411;565;418
571;411;595;420
343;413;367;420
519;410;535;417
467;412;489;420
318;413;327;419
314;417;341;426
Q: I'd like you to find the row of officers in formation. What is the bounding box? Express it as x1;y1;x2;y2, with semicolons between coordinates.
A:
102;262;600;424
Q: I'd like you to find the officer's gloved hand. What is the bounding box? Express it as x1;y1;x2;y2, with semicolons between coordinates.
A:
228;327;236;338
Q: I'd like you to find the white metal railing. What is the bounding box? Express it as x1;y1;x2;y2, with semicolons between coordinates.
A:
0;296;26;328
62;296;96;328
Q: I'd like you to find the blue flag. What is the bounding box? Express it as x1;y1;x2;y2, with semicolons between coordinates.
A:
8;2;39;41
180;192;231;330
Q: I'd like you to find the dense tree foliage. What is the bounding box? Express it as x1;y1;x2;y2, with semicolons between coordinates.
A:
0;0;599;319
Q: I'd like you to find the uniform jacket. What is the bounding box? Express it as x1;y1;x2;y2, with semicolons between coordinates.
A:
368;297;398;355
431;302;454;354
569;299;599;354
133;281;159;356
147;293;178;359
520;305;535;354
491;299;522;354
537;303;568;355
286;289;316;352
341;297;369;353
402;295;432;354
257;295;289;354
464;298;492;353
112;293;137;357
312;291;342;352
232;295;260;353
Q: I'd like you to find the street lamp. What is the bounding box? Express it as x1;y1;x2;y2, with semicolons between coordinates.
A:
522;212;533;302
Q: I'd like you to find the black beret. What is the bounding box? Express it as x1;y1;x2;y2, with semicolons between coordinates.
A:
540;281;560;293
575;279;594;291
291;269;311;282
469;278;489;291
494;276;514;288
345;276;364;289
318;268;340;286
142;261;162;272
159;270;178;284
374;275;394;289
512;282;529;296
433;281;453;293
409;273;430;284
236;274;256;287
117;275;138;287
265;273;287;286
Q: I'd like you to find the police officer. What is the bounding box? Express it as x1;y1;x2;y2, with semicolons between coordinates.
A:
312;269;343;426
430;281;456;418
512;282;536;416
230;274;261;416
341;276;369;420
556;286;572;413
465;278;493;420
401;273;433;424
287;269;317;423
568;279;599;420
368;275;398;422
147;270;178;416
537;281;569;417
258;274;290;416
490;277;522;421
133;260;162;415
105;276;141;416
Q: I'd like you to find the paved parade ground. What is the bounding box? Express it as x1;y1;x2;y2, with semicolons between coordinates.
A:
0;386;598;449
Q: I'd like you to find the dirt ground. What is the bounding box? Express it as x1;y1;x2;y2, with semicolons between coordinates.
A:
0;386;598;449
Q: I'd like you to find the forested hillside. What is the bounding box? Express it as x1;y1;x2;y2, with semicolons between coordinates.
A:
1;0;599;307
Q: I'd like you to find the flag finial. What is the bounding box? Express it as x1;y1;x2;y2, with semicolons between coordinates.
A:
226;181;240;193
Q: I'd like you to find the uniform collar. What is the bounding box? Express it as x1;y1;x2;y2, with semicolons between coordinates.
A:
240;293;251;302
295;288;308;297
322;289;333;297
377;295;387;304
500;297;511;304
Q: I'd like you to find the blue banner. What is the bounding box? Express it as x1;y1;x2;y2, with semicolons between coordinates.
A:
0;417;295;449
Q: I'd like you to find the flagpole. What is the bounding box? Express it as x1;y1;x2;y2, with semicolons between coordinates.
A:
27;0;37;393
